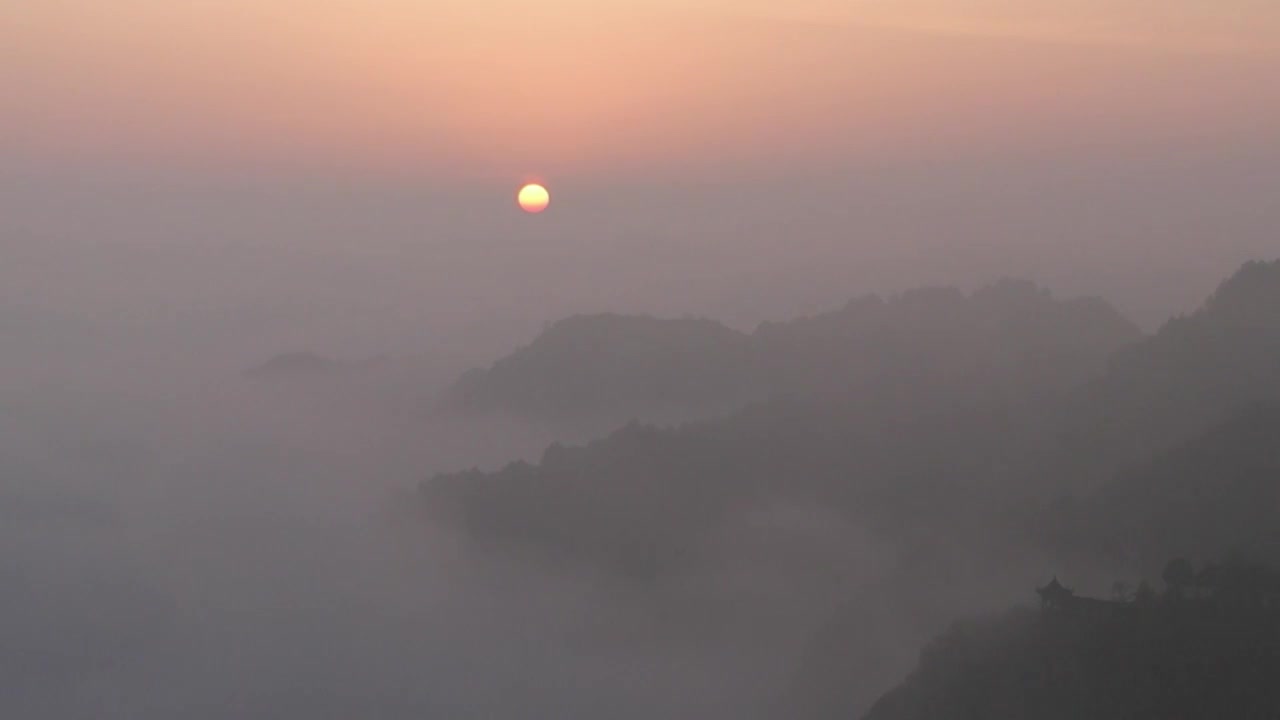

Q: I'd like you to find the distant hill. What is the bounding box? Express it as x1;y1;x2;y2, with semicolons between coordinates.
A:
243;351;343;381
753;280;1139;401
448;314;756;425
423;281;1147;575
447;281;1141;426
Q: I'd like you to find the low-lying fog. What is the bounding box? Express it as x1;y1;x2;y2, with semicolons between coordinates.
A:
3;162;1276;718
1;314;849;719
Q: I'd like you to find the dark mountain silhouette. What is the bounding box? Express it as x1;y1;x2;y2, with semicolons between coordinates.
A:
787;403;1280;719
862;564;1280;720
420;260;1280;717
785;262;1280;717
1045;405;1280;579
1057;259;1280;486
1198;259;1280;328
448;281;1140;427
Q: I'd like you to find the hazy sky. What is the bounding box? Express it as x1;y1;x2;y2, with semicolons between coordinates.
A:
7;0;1279;176
3;1;1280;379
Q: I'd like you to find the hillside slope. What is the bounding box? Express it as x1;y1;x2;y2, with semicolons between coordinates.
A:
864;599;1280;720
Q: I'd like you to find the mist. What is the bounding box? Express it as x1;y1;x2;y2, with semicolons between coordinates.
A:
4;173;1279;715
6;1;1280;718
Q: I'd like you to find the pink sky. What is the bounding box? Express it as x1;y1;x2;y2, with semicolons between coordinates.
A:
6;1;1278;179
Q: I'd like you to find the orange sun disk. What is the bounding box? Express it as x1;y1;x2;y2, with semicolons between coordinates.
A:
518;183;550;213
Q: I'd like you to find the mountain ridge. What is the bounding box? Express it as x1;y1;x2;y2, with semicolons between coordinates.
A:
448;279;1141;427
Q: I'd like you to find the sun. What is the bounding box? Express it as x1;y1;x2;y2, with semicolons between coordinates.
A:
518;183;550;214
